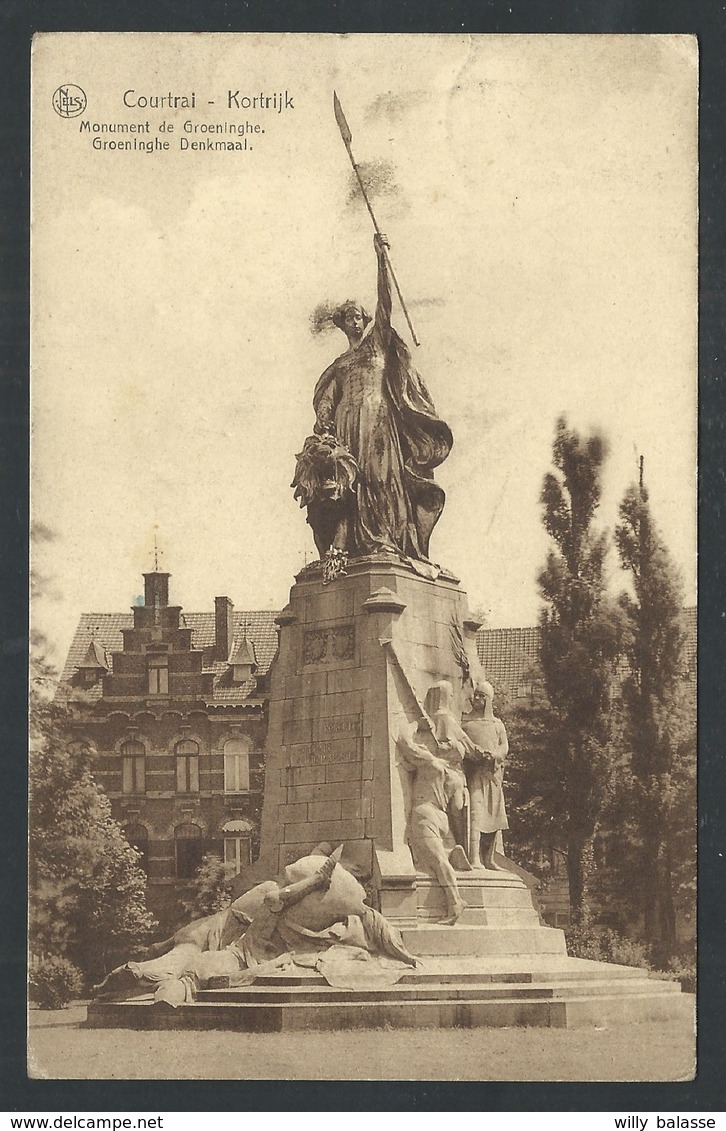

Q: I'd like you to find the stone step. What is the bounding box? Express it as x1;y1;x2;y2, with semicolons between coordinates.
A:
195;976;678;1006
418;906;541;927
416;870;527;888
197;983;556;1004
416;883;537;911
253;962;648;988
86;986;692;1032
401;923;568;956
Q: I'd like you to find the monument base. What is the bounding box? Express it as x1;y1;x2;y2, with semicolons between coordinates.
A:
86;559;692;1032
86;957;692;1031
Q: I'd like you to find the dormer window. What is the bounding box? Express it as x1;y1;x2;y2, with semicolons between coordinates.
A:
75;637;109;687
227;634;257;685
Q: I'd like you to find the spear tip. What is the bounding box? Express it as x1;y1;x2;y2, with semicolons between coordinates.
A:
333;89;352;146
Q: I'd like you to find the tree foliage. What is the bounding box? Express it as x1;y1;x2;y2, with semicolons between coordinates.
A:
615;481;695;960
500;681;562;879
178;853;236;922
29;651;156;981
537;417;623;922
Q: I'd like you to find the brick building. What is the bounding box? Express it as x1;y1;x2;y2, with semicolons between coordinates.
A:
476;609;697;700
60;567;695;933
59;569;278;932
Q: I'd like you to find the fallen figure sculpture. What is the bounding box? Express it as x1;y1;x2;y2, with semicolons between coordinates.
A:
92;846;418;1007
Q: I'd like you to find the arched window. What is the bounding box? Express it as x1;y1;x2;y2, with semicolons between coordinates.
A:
121;739;145;794
124;822;149;874
223;737;251;793
175;822;204;879
175;739;200;793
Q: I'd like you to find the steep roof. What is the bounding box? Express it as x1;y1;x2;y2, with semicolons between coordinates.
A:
227;635;257;668
60;610;279;705
476;607;697;692
77;638;110;670
61;604;696;704
476;626;541;692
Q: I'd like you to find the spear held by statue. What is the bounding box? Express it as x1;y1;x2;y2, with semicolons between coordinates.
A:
333;91;420;347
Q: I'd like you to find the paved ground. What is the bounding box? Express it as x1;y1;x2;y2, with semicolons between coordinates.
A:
28;1001;696;1081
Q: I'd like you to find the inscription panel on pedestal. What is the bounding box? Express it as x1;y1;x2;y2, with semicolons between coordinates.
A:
289;737;361;767
302;623;355;666
312;713;361;740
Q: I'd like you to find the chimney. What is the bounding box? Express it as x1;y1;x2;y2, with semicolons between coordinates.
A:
143;572;170;608
215;596;234;660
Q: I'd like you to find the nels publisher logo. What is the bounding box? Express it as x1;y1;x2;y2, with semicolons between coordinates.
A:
52;84;87;118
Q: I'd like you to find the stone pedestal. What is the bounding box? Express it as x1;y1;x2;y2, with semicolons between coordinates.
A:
258;554;478;879
88;556;692;1030
257;551;566;955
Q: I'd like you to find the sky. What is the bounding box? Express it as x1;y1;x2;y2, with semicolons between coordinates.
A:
31;33;698;666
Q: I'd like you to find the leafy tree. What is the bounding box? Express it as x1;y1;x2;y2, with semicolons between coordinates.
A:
537;417;623;924
500;679;563;880
615;479;695;961
178;853;236;922
29;648;156;982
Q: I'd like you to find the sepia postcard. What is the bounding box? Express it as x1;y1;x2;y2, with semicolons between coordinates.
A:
29;33;697;1083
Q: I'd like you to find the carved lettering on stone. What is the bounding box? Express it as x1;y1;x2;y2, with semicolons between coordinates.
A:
316;714;361;737
289;737;361;766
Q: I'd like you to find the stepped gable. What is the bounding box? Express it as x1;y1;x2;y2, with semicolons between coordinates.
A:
60;608;279;704
63;608;694;702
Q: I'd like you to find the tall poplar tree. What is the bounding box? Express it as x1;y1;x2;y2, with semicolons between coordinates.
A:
538;417;623;924
615;474;692;960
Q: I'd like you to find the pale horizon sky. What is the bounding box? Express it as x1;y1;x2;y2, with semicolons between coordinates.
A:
31;33;698;667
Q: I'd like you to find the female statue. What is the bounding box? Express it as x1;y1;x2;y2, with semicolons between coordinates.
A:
294;234;452;579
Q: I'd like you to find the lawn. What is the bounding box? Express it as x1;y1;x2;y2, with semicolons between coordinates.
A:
27;1001;696;1082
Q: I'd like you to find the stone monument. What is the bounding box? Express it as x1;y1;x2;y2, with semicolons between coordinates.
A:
87;101;691;1031
261;231;562;958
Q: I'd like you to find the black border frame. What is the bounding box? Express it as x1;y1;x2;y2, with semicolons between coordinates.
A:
2;0;724;1113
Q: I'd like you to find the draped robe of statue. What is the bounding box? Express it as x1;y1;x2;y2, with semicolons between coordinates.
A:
312;243;452;564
